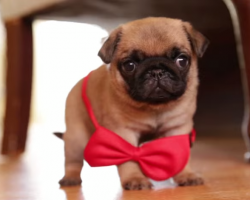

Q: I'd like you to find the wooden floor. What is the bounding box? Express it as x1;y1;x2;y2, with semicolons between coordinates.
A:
0;129;250;200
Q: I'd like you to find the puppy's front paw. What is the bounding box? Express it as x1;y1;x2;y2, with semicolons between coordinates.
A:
122;177;152;190
59;176;82;186
174;172;204;186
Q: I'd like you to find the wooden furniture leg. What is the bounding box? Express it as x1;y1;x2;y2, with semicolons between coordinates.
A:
1;19;33;155
224;0;250;160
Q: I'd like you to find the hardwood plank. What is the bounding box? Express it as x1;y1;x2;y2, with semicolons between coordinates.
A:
0;130;249;200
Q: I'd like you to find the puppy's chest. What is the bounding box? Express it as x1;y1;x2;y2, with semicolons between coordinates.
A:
130;110;192;143
97;106;188;144
127;115;174;143
137;124;164;144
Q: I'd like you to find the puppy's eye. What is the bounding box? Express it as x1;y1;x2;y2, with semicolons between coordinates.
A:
122;61;136;72
175;54;189;68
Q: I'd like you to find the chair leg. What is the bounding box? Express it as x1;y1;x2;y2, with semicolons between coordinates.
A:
1;19;33;155
224;0;250;161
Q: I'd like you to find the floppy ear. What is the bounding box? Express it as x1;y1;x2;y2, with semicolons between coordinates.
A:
98;27;122;64
183;22;209;58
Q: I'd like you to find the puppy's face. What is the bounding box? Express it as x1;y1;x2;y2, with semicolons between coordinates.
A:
117;49;189;104
99;17;208;104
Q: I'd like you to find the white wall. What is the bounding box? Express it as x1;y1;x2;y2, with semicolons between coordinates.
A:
32;20;108;132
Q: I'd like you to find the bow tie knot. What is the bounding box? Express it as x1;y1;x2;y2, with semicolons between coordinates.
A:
131;147;141;161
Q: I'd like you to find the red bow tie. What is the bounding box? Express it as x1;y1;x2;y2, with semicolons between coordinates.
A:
82;72;195;181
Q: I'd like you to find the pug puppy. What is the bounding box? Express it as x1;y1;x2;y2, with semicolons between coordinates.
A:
58;17;209;190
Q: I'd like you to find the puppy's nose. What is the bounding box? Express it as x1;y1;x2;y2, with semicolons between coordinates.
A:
151;69;164;79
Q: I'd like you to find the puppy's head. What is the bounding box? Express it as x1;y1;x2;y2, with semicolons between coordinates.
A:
98;17;209;104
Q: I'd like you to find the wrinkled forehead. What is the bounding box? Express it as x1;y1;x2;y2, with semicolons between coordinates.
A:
117;20;191;58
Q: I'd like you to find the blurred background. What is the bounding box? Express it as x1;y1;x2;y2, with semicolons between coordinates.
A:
30;20;107;133
0;0;244;139
0;18;5;138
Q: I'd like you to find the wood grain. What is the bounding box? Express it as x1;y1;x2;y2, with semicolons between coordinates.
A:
0;132;249;200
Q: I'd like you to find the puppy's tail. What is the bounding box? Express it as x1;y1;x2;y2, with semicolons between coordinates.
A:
53;132;64;140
